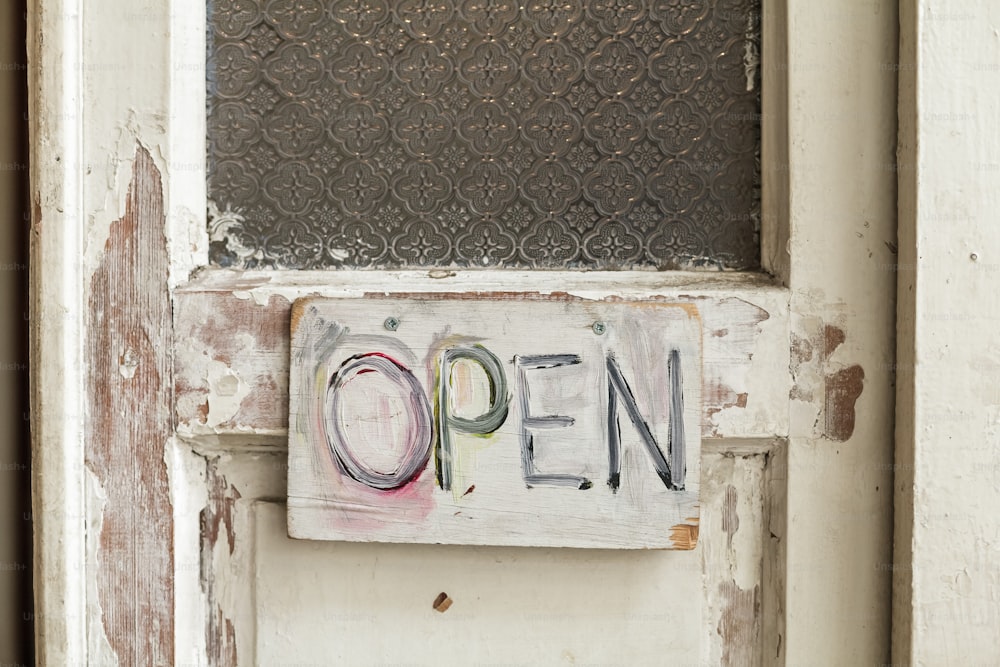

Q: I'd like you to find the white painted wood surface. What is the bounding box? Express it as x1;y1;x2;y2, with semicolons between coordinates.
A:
288;297;701;549
895;1;1000;663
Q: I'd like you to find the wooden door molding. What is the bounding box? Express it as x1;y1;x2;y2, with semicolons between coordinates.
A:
28;0;87;662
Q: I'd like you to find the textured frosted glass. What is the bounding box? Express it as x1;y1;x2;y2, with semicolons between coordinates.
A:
207;0;760;270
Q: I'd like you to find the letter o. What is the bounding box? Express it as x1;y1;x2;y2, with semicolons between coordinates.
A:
325;353;433;490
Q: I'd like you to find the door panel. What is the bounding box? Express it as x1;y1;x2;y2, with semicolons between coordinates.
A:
189;443;782;665
28;0;898;664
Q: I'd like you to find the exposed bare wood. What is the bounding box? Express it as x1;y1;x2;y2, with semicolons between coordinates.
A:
193;450;277;667
790;322;867;442
202;457;240;667
668;519;700;550
825;365;866;442
84;145;173;665
174;292;290;434
761;439;787;666
702;448;770;666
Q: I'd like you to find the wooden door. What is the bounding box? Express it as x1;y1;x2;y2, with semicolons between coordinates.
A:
28;0;898;664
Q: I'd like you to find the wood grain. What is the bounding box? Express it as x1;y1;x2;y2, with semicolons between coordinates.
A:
85;145;173;665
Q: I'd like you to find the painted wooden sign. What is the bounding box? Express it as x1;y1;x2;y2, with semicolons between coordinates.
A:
287;296;701;549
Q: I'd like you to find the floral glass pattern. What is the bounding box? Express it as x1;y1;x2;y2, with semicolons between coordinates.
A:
207;0;761;269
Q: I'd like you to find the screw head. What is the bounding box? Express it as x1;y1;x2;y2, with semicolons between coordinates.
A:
592;321;607;335
384;317;400;331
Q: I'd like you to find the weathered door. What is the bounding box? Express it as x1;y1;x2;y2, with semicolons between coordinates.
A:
29;0;897;665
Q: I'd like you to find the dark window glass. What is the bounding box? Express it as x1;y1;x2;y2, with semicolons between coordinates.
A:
207;0;761;270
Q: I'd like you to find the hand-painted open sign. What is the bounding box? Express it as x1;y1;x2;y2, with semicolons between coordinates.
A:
287;296;701;549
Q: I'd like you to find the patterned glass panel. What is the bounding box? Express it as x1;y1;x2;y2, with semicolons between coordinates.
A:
207;0;761;270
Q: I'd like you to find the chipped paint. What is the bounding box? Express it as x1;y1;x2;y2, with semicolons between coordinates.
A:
790;323;867;441
200;452;288;664
743;11;761;93
779;0;899;658
174;293;291;436
84;111;174;286
825;365;865;442
789;332;815;402
824;324;846;357
428;269;456;279
203;458;242;557
208;606;238;667
84;469;117;666
706;387;749;420
166;438;210;666
202;457;241;666
182;267;777;303
231;288;277;308
175;337;253;429
701;447;773;665
117;346;139;379
704;298;785;439
721;485;740;549
669;518;700;550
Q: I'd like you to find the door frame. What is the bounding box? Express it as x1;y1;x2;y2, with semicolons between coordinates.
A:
28;0;899;663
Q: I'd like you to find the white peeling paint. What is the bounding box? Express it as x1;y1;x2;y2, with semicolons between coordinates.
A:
84;468;118;667
205;364;251;428
711;299;790;439
202;453;260;665
84;110;168;287
167;0;209;287
178;274;791;445
230;289;273;308
165;438;209;666
174;336;253;431
207;200;258;266
743;13;761;93
118;346;139;380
